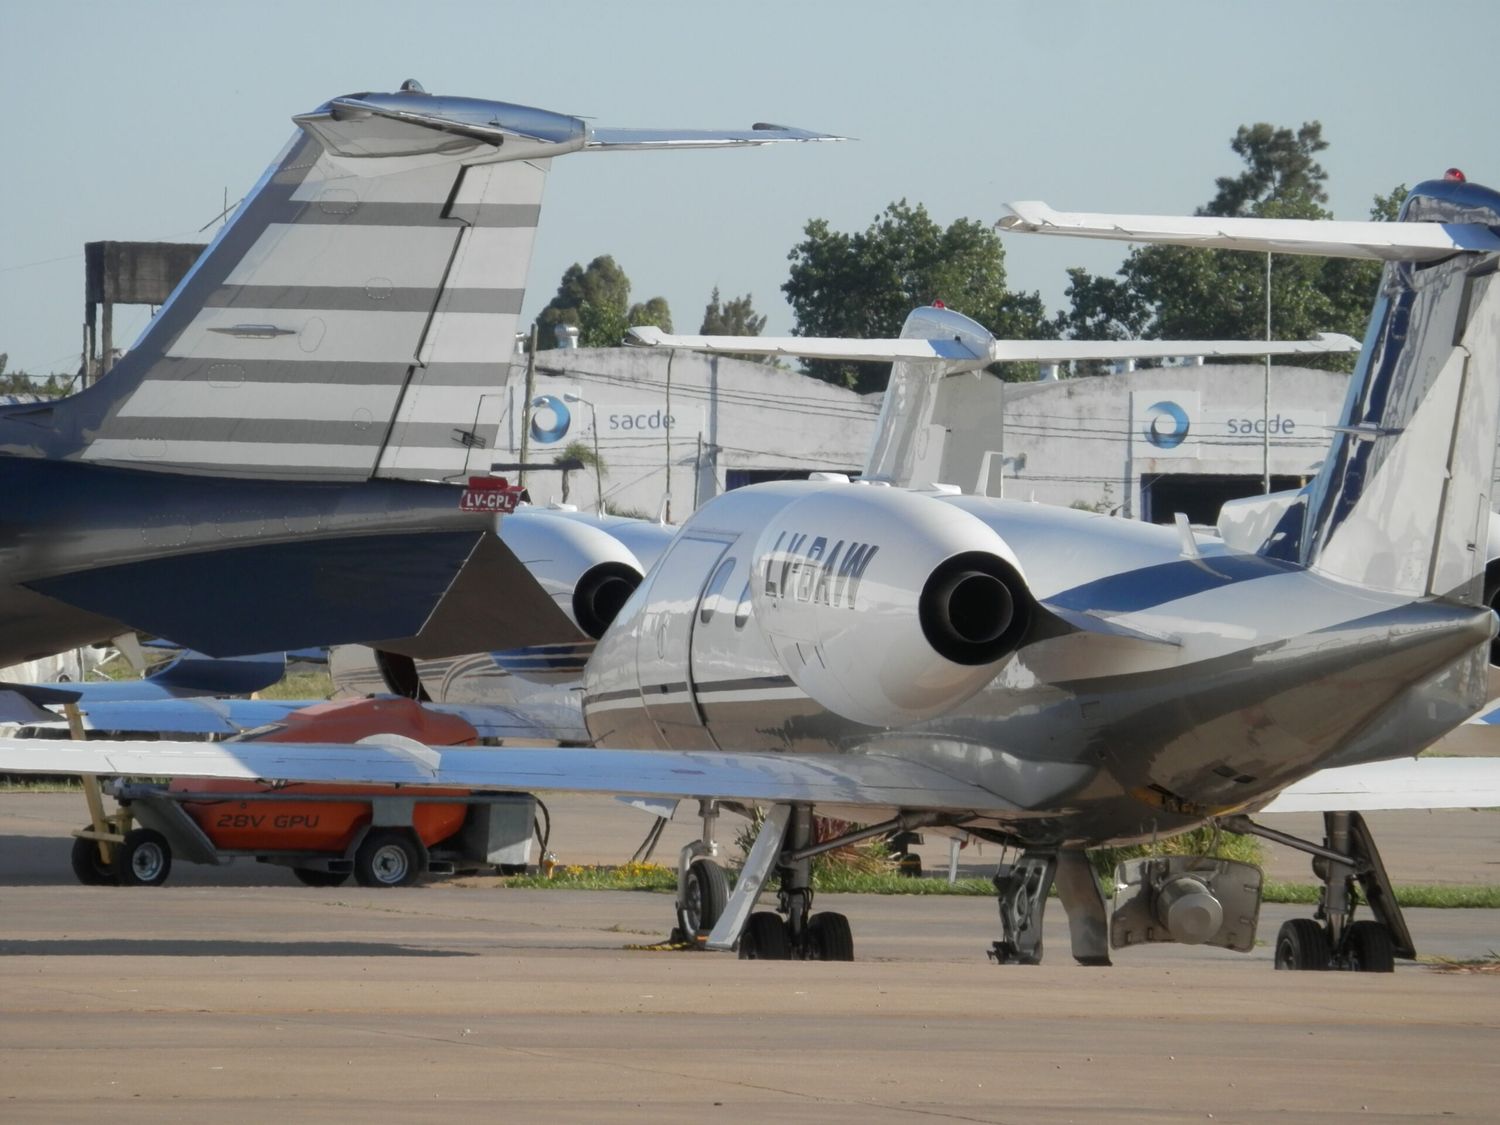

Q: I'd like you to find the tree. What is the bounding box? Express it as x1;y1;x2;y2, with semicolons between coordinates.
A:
783;200;1054;392
1057;122;1404;371
553;439;606;507
535;256;671;349
700;288;768;336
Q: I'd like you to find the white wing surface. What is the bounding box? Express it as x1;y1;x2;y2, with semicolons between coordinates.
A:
0;738;1006;814
997;202;1500;261
1259;757;1500;813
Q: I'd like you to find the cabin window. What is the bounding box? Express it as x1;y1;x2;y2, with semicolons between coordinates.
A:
733;579;753;630
699;557;737;625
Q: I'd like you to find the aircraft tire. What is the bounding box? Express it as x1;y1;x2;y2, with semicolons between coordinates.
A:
738;911;791;960
807;912;855;961
354;830;420;888
70;831;116;886
292;867;350;888
676;858;729;939
1343;920;1396;973
114;828;172;887
1273;918;1331;970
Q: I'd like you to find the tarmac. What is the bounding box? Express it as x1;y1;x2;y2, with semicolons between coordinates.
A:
2;791;1498;1122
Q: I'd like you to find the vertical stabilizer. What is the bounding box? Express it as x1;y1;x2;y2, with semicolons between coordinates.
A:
15;86;838;483
1301;180;1500;603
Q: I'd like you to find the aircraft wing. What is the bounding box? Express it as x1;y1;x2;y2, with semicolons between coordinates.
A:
628;326;1359;364
997;202;1500;261
1259;757;1500;813
0;738;1008;814
27;698;308;737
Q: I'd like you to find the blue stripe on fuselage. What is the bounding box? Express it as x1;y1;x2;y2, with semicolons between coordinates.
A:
1044;553;1298;615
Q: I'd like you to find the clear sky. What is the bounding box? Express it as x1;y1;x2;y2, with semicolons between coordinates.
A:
3;0;1497;375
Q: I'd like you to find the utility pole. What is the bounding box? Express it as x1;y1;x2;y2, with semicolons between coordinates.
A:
520;323;538;490
664;351;674;523
1263;252;1272;494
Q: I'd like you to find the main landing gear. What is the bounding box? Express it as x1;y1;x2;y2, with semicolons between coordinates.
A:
673;802;938;962
1228;811;1411;973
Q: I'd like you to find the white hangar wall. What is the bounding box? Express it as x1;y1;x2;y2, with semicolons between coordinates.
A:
502;352;1371;525
933;364;1352;522
498;348;879;517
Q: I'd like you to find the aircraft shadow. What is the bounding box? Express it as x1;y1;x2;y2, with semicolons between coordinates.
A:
0;938;473;957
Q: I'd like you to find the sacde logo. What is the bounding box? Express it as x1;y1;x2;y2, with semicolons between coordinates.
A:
530;395;572;443
1143;400;1190;449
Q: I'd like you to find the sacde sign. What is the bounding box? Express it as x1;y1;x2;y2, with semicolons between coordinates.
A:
605;405;680;433
1137;390;1326;459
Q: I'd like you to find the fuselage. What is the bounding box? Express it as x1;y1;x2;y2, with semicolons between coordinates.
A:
0;456;488;666
580;479;1492;847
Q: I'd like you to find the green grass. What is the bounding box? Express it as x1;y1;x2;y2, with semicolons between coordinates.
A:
255;667;334;701
488;862;1500;908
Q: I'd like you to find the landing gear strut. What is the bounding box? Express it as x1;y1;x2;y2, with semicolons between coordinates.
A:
988;847;1111;966
1229;810;1411;973
736;805;855;961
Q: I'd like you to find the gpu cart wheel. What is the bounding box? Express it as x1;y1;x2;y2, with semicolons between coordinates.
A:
70;831;116;886
114;828;172;887
354;830;420;888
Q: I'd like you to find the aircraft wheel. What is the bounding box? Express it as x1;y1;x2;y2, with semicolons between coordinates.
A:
114;828;172;887
676;858;729;939
807;911;855;961
1274;918;1331;971
292;868;350;888
70;831;116;886
738;911;791;960
354;830;420;888
1343;920;1396;973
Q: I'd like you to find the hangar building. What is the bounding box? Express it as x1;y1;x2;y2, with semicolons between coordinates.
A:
513;350;1351;526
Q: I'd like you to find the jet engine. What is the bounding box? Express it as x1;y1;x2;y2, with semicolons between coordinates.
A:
497;510;644;639
749;486;1032;726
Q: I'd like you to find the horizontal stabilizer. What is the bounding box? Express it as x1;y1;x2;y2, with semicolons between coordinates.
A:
1259;757;1500;812
997;202;1500;261
372;531;586;659
0;739;1010;814
629;325;1359;365
586;125;844;150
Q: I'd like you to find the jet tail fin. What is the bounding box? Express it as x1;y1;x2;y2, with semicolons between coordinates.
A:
1299;183;1500;602
23;86;834;484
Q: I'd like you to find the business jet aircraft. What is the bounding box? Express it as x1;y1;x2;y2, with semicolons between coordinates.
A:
0;82;836;722
7;176;1500;973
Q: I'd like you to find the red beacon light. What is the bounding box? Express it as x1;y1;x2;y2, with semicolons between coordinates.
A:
932;299;946;309
1444;167;1467;183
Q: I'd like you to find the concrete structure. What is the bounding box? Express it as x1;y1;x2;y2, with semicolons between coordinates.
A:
516;352;1350;525
83;241;204;383
916;362;1348;523
507;348;879;517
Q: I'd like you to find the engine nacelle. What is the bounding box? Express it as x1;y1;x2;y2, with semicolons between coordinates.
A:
749;486;1031;726
498;510;644;639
